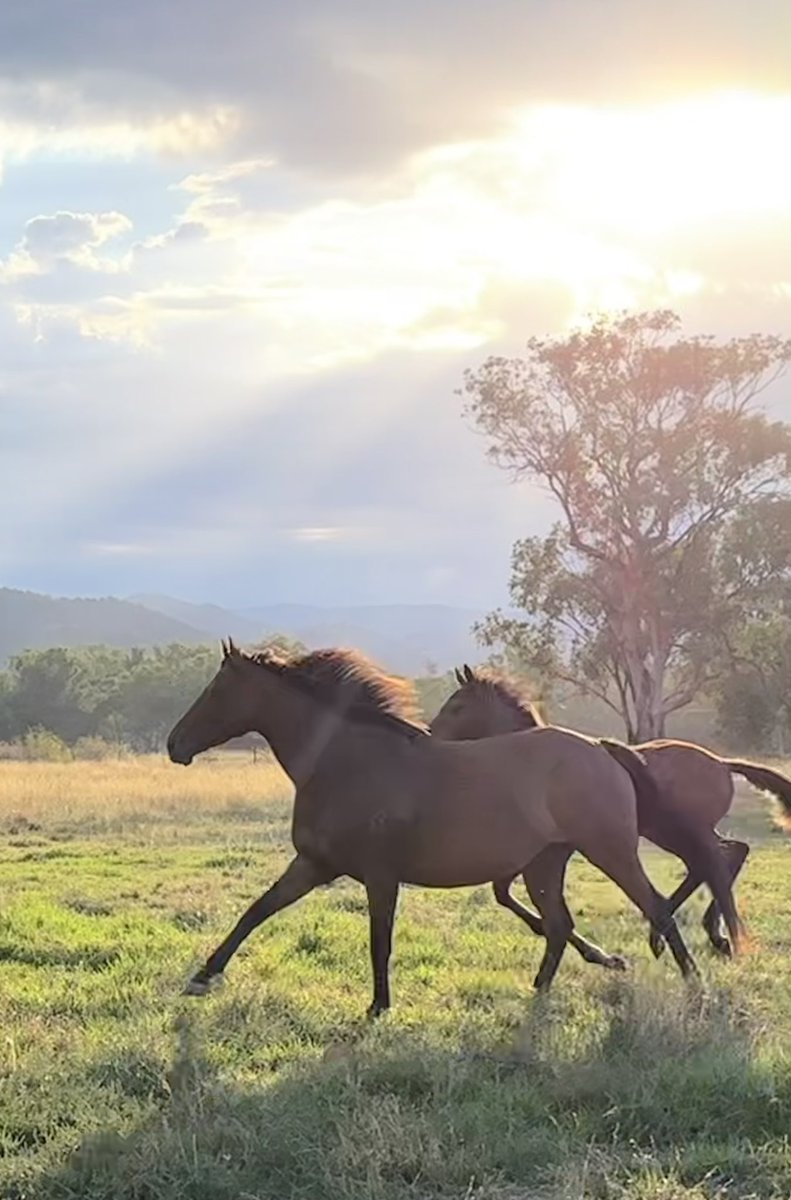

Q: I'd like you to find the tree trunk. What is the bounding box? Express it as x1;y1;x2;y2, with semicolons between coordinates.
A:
633;709;665;743
623;651;667;743
631;673;667;742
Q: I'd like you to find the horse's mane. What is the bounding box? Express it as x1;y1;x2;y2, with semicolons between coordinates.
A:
464;667;546;728
247;646;428;736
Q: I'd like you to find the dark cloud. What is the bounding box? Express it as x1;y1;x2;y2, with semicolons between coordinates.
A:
0;0;787;176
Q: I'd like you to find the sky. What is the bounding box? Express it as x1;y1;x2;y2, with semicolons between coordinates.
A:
1;0;790;611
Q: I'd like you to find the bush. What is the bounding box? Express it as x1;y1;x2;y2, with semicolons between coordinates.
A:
22;727;73;762
72;735;127;761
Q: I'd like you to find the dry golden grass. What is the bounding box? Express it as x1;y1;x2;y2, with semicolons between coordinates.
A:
0;751;291;832
1;749;787;839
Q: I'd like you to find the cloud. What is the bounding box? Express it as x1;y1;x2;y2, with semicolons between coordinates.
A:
1;2;788;614
287;526;373;544
0;0;788;177
22;211;130;260
0;85;237;171
1;209;132;282
176;159;274;196
3;90;790;373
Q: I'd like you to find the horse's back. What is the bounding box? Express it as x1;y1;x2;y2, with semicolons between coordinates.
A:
469;725;640;847
640;740;733;826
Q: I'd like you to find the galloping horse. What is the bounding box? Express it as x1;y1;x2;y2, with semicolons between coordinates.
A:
432;665;790;960
168;642;738;1015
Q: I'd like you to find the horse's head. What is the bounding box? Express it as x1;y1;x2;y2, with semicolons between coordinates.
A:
167;638;262;764
430;663;543;741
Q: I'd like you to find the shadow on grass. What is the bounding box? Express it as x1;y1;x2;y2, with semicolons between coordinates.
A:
0;942;123;971
9;977;791;1200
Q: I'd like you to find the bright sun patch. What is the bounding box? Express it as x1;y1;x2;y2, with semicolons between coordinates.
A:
508;91;791;236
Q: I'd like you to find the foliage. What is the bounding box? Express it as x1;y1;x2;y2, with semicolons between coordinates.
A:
715;610;791;751
72;735;127;761
462;309;791;740
103;643;220;751
22;726;73;762
0;643;222;753
413;669;456;720
0;635;466;751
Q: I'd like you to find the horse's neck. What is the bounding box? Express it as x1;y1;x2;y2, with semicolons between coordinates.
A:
253;675;343;786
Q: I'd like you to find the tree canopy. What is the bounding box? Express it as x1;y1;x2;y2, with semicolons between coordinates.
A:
462;310;791;740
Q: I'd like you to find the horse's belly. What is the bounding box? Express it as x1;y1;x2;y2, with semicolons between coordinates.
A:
401;857;528;889
400;828;536;888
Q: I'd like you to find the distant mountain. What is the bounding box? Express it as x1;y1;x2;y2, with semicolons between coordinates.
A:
1;587;486;674
130;595;485;673
129;594;262;641
0;588;210;664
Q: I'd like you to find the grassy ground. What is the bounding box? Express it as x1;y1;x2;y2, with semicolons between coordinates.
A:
1;756;790;1200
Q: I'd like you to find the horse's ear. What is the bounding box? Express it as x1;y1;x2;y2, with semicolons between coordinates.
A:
227;636;239;656
221;639;229;658
454;667;465;685
463;663;475;682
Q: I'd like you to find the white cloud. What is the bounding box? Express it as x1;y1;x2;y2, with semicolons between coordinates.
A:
0;0;788;178
1;210;132;282
0;92;240;175
288;526;372;543
3;91;791;377
176;158;275;196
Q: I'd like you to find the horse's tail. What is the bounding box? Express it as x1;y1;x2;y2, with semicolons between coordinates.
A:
723;758;791;832
600;738;744;955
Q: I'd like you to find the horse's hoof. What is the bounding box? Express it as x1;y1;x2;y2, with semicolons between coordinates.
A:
604;954;628;972
709;937;732;959
366;1001;389;1021
183;973;222;997
648;932;665;959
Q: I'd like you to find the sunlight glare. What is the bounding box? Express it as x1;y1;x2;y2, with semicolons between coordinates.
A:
509;91;791;236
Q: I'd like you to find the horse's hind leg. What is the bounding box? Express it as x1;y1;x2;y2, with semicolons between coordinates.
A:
646;834;746;959
583;847;698;980
492;877;546;936
519;843;575;990
701;838;749;956
493;852;627;971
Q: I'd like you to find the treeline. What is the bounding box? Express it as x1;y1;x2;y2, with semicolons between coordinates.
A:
0;628;787;760
0;644;221;756
0;641;459;759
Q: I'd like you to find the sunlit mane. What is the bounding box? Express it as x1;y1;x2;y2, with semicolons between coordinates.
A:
467;668;545;728
248;646;427;734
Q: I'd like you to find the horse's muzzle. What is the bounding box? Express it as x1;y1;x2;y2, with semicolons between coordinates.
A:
167;735;193;766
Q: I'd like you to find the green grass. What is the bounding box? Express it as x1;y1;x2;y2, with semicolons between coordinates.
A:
1;761;790;1199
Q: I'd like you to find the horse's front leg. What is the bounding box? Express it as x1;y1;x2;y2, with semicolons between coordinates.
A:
185;853;334;995
365;874;400;1018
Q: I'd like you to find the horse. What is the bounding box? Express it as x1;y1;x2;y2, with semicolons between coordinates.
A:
432;664;790;959
167;641;734;1016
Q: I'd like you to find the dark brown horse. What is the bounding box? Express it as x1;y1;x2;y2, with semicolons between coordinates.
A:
167;642;729;1014
432;665;790;959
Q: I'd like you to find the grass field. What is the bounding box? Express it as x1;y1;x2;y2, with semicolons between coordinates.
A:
1;755;791;1200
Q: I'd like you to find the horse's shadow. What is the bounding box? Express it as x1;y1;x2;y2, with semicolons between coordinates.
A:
14;978;791;1200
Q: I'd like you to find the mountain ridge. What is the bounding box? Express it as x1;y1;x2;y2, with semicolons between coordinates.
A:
1;587;485;674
